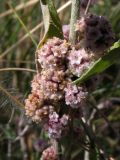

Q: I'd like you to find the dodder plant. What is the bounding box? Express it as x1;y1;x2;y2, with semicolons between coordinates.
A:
25;0;120;159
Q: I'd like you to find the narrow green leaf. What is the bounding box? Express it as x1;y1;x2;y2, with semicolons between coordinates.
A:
38;0;63;48
8;3;37;47
73;45;120;85
89;147;100;160
110;40;120;50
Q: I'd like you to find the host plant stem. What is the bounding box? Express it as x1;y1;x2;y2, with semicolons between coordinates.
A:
69;0;81;44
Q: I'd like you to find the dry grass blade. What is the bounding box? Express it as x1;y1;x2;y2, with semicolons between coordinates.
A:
0;22;43;59
0;0;39;19
8;3;37;47
84;0;92;15
57;1;71;13
0;1;71;59
0;68;36;73
0;84;25;108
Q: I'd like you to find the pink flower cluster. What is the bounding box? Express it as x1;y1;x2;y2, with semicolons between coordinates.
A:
37;37;70;69
65;83;88;108
25;13;114;141
47;112;69;139
41;146;57;160
68;48;93;77
40;69;67;101
25;37;89;139
25;92;54;122
76;14;115;54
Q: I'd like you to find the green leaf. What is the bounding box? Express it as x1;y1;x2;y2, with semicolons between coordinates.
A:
8;3;37;47
89;147;100;160
110;40;120;50
38;0;63;48
73;43;120;85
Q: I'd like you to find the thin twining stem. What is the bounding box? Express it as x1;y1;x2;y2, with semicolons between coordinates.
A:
0;1;71;59
0;68;36;73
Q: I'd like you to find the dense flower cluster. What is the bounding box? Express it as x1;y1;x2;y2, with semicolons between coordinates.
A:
25;13;114;142
25;38;70;124
76;14;115;54
65;83;88;108
40;69;67;101
25;92;54;122
47;112;69;139
37;37;70;69
41;146;57;160
68;48;93;77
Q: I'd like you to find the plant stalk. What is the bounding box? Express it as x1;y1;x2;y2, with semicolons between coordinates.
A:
80;117;107;160
69;0;81;44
